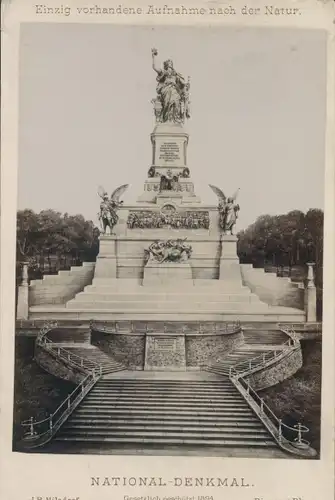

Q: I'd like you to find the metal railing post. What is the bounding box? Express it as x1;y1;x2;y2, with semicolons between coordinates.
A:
260;398;264;413
30;416;34;437
297;422;302;444
49;415;53;432
278;419;282;443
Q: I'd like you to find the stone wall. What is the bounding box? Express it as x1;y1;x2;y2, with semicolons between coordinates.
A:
91;329;243;369
240;264;304;309
185;331;244;366
246;347;303;391
91;331;145;369
35;345;87;384
29;263;95;306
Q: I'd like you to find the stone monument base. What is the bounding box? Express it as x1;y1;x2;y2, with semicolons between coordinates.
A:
143;261;193;286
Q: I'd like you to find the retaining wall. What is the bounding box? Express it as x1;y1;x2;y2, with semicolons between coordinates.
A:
245;347;303;391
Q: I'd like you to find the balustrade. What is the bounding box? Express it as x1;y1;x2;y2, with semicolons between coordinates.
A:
90;320;241;335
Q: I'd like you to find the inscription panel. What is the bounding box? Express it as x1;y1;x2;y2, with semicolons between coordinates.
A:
159;142;181;162
154;337;177;352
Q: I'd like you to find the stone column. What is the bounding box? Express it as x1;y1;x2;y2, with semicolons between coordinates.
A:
305;262;317;323
17;262;29;320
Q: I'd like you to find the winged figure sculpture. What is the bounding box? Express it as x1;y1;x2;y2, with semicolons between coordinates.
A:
209;184;240;235
98;184;129;235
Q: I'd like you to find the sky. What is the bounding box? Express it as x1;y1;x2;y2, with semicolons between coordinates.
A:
17;23;327;230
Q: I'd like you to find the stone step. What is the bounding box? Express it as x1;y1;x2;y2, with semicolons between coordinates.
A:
88;279;251;290
85;395;245;404
95;380;232;387
82;400;249;409
58;429;269;440
90;389;239;396
54;435;276;447
29;307;306;323
72;411;258;422
73;292;258;303
76;405;253;414
67;417;263;428
65;425;267;436
66;301;269;311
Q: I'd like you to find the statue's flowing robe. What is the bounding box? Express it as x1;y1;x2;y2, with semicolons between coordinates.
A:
156;69;185;122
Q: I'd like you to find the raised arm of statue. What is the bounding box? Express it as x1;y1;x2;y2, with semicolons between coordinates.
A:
151;48;161;74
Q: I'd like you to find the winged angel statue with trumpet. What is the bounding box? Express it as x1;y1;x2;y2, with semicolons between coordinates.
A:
97;184;129;235
209;185;240;235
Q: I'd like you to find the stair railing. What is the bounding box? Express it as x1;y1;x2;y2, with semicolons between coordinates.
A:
37;335;102;375
20;322;103;448
228;339;296;378
232;375;311;453
21;369;100;448
277;324;300;345
226;334;315;457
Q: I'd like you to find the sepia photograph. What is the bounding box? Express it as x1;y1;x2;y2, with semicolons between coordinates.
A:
13;23;326;460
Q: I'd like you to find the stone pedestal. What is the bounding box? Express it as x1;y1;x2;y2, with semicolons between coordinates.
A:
219;236;242;281
17;262;29;320
305;263;317;322
93;236;117;280
143;261;193;286
144;333;186;371
151;122;189;172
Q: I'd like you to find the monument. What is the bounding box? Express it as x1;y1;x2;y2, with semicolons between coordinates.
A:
61;48;305;330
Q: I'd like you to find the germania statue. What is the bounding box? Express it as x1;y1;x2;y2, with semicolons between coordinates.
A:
209;185;240;235
151;48;191;124
97;184;129;235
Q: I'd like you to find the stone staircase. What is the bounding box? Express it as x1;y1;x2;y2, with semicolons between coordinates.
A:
56;345;126;376
47;327;91;344
242;329;289;345
29;262;95;306
54;376;279;451
205;347;272;376
204;329;290;376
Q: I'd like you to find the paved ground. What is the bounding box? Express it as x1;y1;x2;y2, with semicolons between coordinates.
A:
43;442;289;458
104;370;223;380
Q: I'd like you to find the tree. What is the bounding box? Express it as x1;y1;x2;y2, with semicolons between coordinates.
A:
237;209;323;281
16;209;100;275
